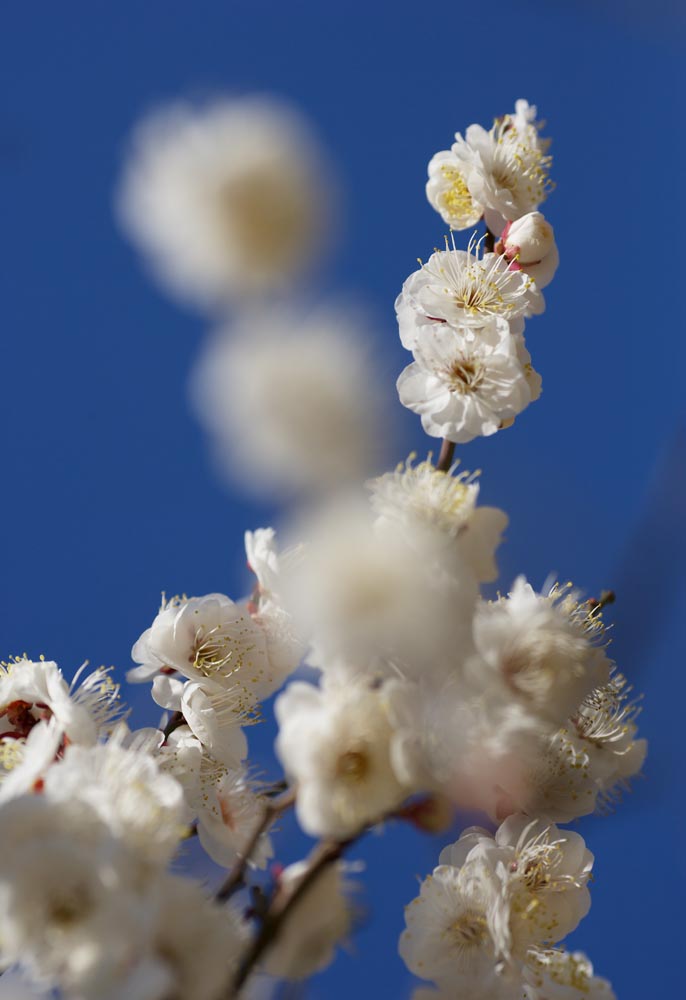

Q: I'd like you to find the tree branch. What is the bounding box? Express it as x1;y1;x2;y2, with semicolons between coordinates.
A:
215;787;296;902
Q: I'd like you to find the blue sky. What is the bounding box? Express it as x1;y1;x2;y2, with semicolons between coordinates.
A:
1;2;684;997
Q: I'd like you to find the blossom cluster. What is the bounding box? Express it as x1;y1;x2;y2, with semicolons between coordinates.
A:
0;96;646;999
398;101;558;443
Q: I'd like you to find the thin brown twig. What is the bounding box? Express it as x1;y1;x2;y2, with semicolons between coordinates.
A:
215;787;296;902
231;832;356;993
436;439;455;472
162;710;184;740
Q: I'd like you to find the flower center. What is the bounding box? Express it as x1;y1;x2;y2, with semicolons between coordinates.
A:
448;357;484;394
336;749;370;783
449;911;488;948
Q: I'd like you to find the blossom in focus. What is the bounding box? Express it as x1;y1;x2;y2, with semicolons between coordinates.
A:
263;861;357;980
398;856;518;999
426;150;483;230
191;307;389;496
397;318;538;444
452;99;553;234
131;591;301;704
441;816;594;952
117;96;331;308
498;212;559;289
275;678;411;838
397;243;540;347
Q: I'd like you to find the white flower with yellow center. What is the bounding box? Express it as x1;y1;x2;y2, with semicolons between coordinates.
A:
132;591;300;705
426;150;484;230
471;579;613;726
275;679;411;838
441;816;593;954
397;317;537;444
368;456;508;583
398;240;541;345
117;96;331;309
453;99;554;234
263;860;358;980
524;949;616;1000
399;857;519;999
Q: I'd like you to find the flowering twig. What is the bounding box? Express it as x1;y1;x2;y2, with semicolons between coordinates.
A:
231;832;356;992
215;787;296;902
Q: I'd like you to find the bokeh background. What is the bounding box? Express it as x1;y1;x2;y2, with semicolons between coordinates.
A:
2;1;684;996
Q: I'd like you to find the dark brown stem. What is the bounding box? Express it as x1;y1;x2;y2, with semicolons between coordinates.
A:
231;833;356;992
162;710;184;740
484;225;495;253
436;439;455;472
215;787;295;902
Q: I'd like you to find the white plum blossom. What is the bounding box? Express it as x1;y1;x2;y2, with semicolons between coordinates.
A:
117;96;331;308
43;735;186;868
281;498;477;682
263;861;357;980
397;242;540;346
191;306;389;496
0;657;122;747
471;579;613;727
524;949;616;1000
498;212;559;289
452;100;553;234
426;150;484;230
442;816;593;953
152;674;250;768
397;317;538;444
0;796;150;994
111;875;247;1000
131;591;300;705
0;719;63;802
368;455;508;582
275;679;411;838
399;856;518;999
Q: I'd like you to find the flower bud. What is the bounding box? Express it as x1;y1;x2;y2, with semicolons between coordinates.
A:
499;212;559;288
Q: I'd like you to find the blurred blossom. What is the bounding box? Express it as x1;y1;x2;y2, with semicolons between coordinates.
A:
117;96;333;309
191;307;391;496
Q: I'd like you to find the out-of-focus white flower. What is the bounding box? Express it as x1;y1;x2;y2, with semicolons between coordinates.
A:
117;96;331;308
275;679;410;838
471;579;613;727
263;861;357;980
43;736;186;868
426;150;483;230
111;875;246;1000
442;816;593;952
399;857;518;999
452;100;553;234
191;307;388;497
281;499;477;682
0;797;148;994
397;318;537;444
498;212;559;289
524;949;616;1000
0;969;50;999
494;673;646;824
398;242;540;348
368;455;508;583
132;592;300;704
0;657;122;747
